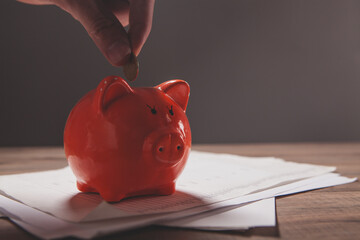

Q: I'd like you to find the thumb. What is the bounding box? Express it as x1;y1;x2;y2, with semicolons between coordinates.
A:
58;0;131;66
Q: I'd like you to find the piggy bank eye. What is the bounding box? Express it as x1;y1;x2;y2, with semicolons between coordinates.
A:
168;105;174;116
146;104;157;114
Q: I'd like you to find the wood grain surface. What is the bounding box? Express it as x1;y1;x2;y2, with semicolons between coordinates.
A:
0;143;359;240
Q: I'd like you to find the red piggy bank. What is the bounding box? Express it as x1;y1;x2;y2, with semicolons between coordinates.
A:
64;76;191;202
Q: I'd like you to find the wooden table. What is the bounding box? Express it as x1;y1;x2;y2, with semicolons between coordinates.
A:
0;143;359;240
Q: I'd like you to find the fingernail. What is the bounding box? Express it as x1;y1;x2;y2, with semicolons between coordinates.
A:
107;41;131;66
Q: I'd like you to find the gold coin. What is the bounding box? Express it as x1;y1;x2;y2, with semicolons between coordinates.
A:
123;52;139;81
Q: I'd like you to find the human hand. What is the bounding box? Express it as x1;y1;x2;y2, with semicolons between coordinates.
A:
19;0;155;66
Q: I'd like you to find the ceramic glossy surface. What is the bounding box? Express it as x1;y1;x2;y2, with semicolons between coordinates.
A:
64;76;191;202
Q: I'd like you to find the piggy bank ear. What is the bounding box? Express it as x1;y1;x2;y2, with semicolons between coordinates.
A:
94;76;133;114
157;80;190;111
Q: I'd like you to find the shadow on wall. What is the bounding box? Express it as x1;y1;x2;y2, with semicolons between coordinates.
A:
0;0;360;146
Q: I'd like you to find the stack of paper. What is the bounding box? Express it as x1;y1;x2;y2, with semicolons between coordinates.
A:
0;151;356;239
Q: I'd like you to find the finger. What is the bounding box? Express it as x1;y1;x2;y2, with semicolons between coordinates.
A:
58;0;131;66
104;0;130;27
128;0;155;55
16;0;52;5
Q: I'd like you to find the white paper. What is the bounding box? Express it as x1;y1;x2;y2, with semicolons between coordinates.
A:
0;151;335;222
161;198;276;230
0;195;275;238
0;173;355;239
162;173;356;229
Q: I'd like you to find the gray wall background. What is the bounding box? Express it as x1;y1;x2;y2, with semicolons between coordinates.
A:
1;0;360;146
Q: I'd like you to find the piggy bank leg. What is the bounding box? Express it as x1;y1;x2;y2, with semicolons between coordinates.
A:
99;190;126;202
77;181;96;193
156;182;176;195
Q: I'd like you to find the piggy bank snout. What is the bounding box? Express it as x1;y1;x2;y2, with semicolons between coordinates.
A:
154;133;185;164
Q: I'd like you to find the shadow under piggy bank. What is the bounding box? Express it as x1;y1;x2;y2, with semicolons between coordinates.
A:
67;190;211;222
